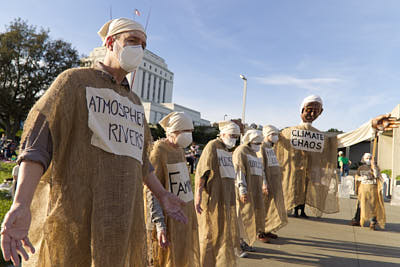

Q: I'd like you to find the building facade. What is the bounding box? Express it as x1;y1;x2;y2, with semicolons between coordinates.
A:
81;47;210;126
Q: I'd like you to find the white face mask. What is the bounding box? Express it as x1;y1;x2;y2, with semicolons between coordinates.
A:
175;132;193;148
270;135;279;144
222;137;237;149
115;41;144;72
364;159;371;165
250;144;261;152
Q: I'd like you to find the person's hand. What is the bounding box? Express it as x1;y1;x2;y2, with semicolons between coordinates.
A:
371;114;400;131
195;189;203;214
262;185;269;196
159;192;188;224
157;229;169;249
240;194;248;203
1;204;35;266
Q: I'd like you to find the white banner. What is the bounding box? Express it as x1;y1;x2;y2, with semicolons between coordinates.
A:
86;87;145;163
166;162;194;203
290;129;324;153
265;148;280;167
216;149;235;179
247;154;263;176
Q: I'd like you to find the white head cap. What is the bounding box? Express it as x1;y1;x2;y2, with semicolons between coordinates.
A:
159;112;194;134
98;18;146;46
338;151;344;156
361;152;372;162
262;125;279;137
219;121;240;135
243;129;263;144
300;95;323;112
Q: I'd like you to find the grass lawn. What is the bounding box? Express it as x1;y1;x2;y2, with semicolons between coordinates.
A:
0;162;14;222
0;162;15;266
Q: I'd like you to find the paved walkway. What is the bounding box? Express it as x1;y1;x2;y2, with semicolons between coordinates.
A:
239;198;400;267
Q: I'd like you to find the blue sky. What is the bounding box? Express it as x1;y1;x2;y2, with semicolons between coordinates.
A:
1;0;400;131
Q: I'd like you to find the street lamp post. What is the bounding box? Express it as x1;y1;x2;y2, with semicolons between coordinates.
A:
240;74;247;124
224;114;228;121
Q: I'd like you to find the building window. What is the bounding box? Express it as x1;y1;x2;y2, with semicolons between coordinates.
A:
141;71;146;98
155;68;157;72
147;74;151;100
163;80;167;102
170;76;172;80
149;65;152;70
158;79;162;103
160;71;163;75
144;62;146;67
152;77;156;102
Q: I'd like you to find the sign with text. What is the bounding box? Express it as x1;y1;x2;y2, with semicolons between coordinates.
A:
247;154;263;176
265;148;280;167
290;129;324;153
86;87;145;163
167;162;194;203
216;149;235;179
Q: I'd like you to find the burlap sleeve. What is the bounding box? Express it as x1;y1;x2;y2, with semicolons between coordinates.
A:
17;113;52;171
141;118;152;183
233;145;248;176
195;140;215;190
20;69;78;174
149;140;168;186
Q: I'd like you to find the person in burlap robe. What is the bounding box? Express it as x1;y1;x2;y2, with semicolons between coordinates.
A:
234;129;269;251
195;120;244;265
275;95;340;218
352;153;385;230
0;18;187;267
257;125;288;240
148;112;200;267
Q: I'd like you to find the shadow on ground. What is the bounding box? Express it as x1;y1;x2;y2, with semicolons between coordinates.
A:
246;236;400;266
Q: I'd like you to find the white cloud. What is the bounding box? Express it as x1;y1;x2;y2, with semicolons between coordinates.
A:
254;75;343;91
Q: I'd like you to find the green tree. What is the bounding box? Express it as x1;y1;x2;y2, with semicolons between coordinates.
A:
192;125;218;145
327;128;343;134
0;18;80;140
149;124;166;140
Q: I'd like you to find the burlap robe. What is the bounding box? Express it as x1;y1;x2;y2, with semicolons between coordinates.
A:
275;123;339;215
23;68;151;267
233;144;266;246
257;142;288;233
149;140;200;267
356;166;386;228
195;138;239;267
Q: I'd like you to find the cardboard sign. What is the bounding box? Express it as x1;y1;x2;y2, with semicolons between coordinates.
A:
216;149;235;179
265;148;280;167
290;129;324;153
166;162;194;203
247;154;263;176
86;87;145;163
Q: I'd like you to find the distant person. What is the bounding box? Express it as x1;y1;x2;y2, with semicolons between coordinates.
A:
190;142;200;170
275;95;339;219
338;151;351;178
195;120;245;264
234;129;269;251
186;150;195;174
351;153;385;230
0;133;6;147
258;125;288;239
149;111;200;267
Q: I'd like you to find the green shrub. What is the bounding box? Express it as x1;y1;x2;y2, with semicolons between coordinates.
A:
381;169;392;178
